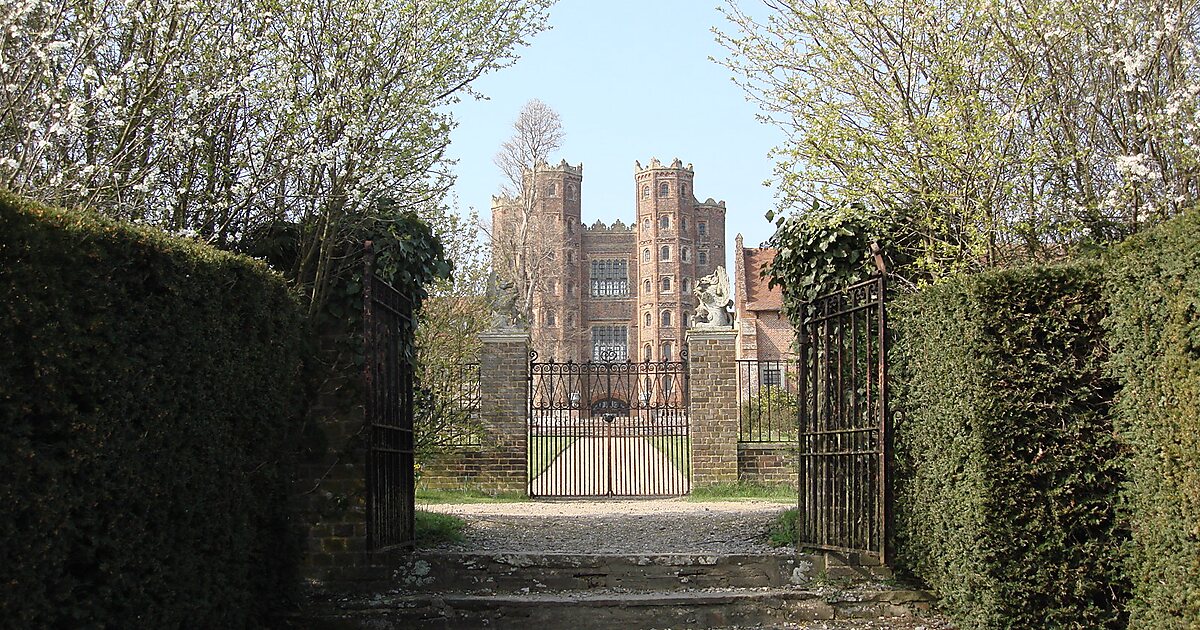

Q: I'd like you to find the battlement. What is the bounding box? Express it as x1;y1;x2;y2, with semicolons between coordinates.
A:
697;198;727;209
583;219;633;233
535;159;583;176
635;157;694;173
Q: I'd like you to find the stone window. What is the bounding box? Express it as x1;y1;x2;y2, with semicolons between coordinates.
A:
642;184;651;199
681;247;690;262
644;311;652;328
566;250;574;264
592;325;628;362
661;310;672;327
546;311;557;327
658;215;670;230
659;182;669;197
567;183;577;200
683;278;692;293
568;281;577;296
660;276;672;293
698;221;708;237
644;344;653;361
681;184;688;198
567;218;576;234
661;341;673;361
643;278;651;294
682;312;690;328
660;245;670;261
682;217;688;231
590;259;629;297
698;251;708;266
643;217;650;231
547;182;557;197
643;248;651;263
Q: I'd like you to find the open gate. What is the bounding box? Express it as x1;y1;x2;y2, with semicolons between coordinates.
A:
528;351;690;498
362;242;415;550
796;275;890;564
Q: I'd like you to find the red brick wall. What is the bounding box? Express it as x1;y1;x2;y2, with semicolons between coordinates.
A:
738;442;798;487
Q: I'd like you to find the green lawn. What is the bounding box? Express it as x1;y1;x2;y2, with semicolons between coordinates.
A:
527;435;576;479
647;435;691;477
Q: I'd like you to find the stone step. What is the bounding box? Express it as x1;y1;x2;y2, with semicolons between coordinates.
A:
296;585;937;630
388;551;892;594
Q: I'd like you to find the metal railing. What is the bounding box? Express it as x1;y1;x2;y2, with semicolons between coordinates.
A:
737;359;800;442
415;361;481;449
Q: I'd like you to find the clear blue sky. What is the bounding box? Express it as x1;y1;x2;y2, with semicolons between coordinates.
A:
445;0;782;271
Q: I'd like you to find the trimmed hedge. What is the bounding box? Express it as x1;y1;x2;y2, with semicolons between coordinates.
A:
891;262;1126;629
1107;209;1200;628
0;191;307;627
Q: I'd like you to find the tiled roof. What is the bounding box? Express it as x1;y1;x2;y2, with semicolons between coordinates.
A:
741;247;784;312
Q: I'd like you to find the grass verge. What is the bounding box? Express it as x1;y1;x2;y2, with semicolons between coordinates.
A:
414;510;466;547
766;508;799;547
688;482;797;503
415;488;527;504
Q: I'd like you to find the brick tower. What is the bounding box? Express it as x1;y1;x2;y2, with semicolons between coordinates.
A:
633;158;726;363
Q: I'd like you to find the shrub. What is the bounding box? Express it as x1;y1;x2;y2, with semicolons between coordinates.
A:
739;385;798;441
890;262;1126;629
0;191;308;627
1106;209;1200;628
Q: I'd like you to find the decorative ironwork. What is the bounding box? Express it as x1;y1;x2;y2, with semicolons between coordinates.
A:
528;356;690;497
737;359;800;442
362;242;416;551
796;275;890;564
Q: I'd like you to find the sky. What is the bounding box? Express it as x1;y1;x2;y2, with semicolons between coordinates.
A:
445;0;783;271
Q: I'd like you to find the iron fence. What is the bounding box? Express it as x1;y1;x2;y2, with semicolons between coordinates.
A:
415;361;481;449
737;359;800;442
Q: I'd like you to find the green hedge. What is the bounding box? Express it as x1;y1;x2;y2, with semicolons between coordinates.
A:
0;191;308;627
891;262;1126;629
1107;209;1200;628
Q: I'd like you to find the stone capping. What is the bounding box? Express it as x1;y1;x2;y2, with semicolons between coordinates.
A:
686;328;738;341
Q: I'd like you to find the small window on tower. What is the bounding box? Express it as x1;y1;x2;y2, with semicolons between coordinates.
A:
643;217;650;231
660;245;670;261
683;312;690;327
683;278;692;293
682;247;690;262
547;182;557;197
643;279;651;294
644;311;652;328
698;251;708;265
567;183;577;200
659;182;669;197
547;311;557;327
643;248;651;263
661;277;672;293
642;185;650;199
661;310;672;327
659;215;669;230
698;221;708;237
644;344;653;361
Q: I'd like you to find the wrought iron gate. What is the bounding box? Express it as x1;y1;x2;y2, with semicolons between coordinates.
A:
362;242;415;550
528;352;690;498
796;275;890;564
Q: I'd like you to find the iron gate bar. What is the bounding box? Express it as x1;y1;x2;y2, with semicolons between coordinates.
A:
796;275;889;563
529;352;690;498
363;242;416;551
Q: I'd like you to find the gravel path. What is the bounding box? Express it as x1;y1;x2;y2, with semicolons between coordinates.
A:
420;498;793;555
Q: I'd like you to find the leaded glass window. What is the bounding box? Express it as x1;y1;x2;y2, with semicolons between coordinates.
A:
590;259;629;297
592;325;628;361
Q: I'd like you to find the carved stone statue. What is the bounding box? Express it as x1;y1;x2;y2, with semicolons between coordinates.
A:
486;271;526;330
693;266;734;328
